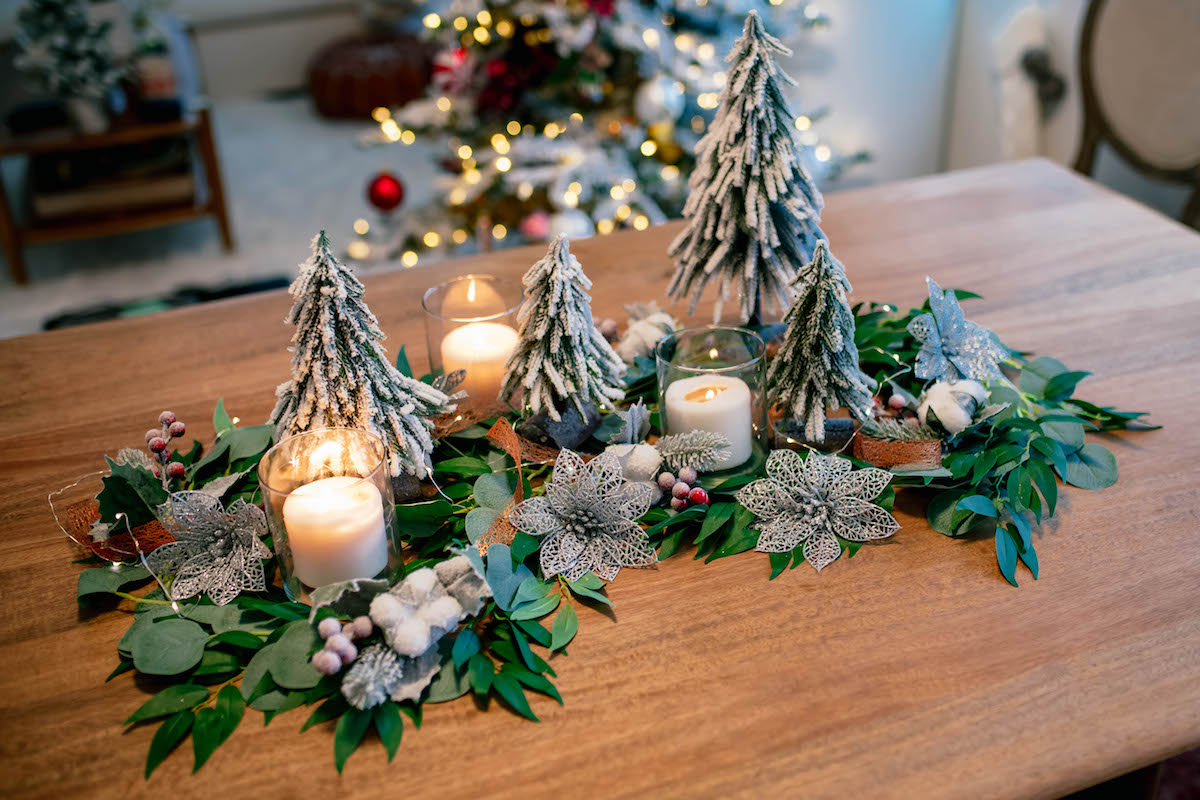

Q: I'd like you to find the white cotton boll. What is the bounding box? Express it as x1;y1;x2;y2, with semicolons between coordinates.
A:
418;595;464;631
605;443;663;483
616;315;676;363
918;380;989;434
369;593;410;629
386;617;432;657
401;568;438;600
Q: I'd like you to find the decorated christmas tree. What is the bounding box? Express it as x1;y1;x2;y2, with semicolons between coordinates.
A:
500;235;625;428
768;240;874;443
667;11;829;325
349;1;866;264
269;231;454;478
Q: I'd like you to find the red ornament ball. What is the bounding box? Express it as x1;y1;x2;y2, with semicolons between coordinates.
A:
367;171;405;212
688;487;709;506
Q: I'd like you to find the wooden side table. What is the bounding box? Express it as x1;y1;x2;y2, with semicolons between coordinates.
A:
0;106;234;285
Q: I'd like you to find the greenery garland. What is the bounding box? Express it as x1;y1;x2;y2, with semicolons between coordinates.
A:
70;289;1152;777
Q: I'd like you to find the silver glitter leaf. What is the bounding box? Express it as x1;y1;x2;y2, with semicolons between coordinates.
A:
510;450;656;582
147;492;271;606
608;399;652;445
737;450;899;572
908;278;1009;382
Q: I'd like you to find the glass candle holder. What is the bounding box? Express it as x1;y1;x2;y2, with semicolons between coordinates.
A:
257;428;399;601
422;274;523;408
655;326;767;470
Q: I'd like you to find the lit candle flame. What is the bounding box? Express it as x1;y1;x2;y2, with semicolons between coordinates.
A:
684;385;728;403
467;279;476;303
709;348;719;359
310;440;345;469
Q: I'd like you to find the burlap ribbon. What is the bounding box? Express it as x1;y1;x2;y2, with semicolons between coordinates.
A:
62;499;175;562
473;417;563;554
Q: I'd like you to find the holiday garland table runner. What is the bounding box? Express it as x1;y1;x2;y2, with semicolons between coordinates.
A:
60;257;1154;777
13;159;1191;796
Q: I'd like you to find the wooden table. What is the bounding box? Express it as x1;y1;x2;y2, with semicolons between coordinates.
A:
1;160;1197;799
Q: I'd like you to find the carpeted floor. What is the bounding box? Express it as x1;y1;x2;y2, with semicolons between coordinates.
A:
0;96;441;339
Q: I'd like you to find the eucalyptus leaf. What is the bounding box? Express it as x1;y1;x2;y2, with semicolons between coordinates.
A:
1063;443;1118;490
425;656;471;703
77;565;151;602
269;620;322;690
465;507;501;543
473;473;514;510
1042;419;1085;453
132;618;208;676
240;643;276;701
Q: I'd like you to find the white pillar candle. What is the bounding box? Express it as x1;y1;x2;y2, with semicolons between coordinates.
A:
441;321;519;403
281;476;388;587
663;374;753;469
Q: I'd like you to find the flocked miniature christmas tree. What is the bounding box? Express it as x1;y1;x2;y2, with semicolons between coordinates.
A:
667;11;829;325
769;241;874;443
269;231;454;479
501;235;625;448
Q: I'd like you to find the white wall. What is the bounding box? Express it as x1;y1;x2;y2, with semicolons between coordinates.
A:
780;0;960;186
946;0;1191;219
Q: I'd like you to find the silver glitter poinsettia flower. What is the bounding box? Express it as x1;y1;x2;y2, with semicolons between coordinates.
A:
509;449;656;582
147;492;271;606
907;277;1009;382
737;450;899;572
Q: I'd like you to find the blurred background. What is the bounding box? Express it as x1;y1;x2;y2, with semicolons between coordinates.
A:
0;0;1196;338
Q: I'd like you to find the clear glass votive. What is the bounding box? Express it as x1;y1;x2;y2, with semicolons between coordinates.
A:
421;274;523;408
257;428;399;601
655;326;767;470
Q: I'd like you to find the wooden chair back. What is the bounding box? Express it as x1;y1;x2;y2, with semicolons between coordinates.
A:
1073;0;1200;228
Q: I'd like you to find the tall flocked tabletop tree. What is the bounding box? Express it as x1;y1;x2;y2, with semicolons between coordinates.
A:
500;235;625;431
269;231;454;479
769;240;874;443
667;11;829;325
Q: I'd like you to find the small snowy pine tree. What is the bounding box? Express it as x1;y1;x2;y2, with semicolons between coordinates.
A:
667;11;828;324
500;235;625;421
768;241;874;443
269;231;454;478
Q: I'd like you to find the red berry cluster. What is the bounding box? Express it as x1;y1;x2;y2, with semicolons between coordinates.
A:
657;466;709;512
145;411;187;486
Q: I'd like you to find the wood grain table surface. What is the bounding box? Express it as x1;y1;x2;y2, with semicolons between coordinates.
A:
1;159;1197;800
